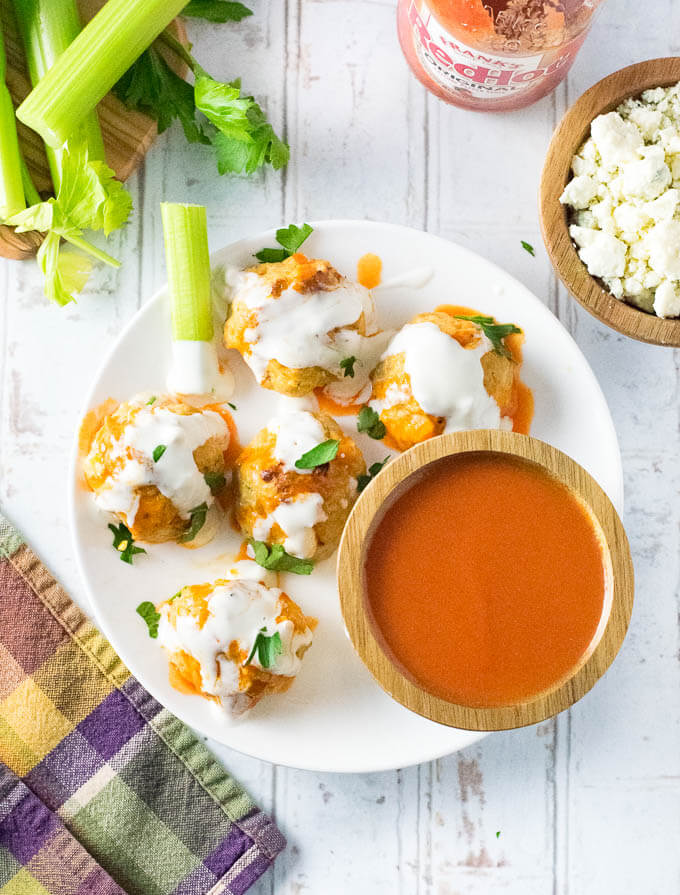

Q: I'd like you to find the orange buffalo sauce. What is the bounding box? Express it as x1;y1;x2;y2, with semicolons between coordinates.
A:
364;453;606;708
357;253;382;289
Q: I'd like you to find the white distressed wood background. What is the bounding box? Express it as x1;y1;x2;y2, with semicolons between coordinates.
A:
2;1;680;892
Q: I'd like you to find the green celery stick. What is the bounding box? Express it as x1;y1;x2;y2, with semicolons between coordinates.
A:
161;202;214;342
12;0;106;190
0;23;25;218
16;0;188;149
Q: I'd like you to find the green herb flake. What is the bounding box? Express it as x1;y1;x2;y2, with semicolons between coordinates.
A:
250;540;314;575
168;589;184;603
108;522;146;565
340;356;356;378
152;444;167;462
244;627;283;669
454;314;522;359
147;396;157;405
357;457;390;493
179;502;209;542
255;222;313;262
295;439;340;470
521;240;535;256
136;601;160;638
357;406;386;440
204;471;227;494
496;831;501;838
182;1;253;22
227;402;237;411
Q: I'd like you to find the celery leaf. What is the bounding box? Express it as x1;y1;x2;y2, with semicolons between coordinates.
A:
204;78;289;175
114;49;205;144
7;136;130;304
37;233;87;306
114;38;288;178
183;1;253;22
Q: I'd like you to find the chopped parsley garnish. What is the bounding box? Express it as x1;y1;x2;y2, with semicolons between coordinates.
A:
182;1;253;22
108;522;146;565
250;540;314;575
136;601;160;638
179;503;209;542
521;240;535;256
146;396;157;405
454;315;522;359
254;222;313;263
340;356;356;378
204;472;227;494
295;439;340;470
357;406;386;440
357;457;390;493
152;444;167;462
227;402;237;411
496;831;501;838
244;627;283;669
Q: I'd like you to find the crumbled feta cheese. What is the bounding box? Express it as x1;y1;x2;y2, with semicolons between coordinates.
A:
613;202;649;237
572;154;598;178
644;220;680;278
590;112;643;168
627;107;662;139
645;189;679;221
560;174;598;209
621;148;670;200
561;81;680;317
569;227;626;278
653;280;680;317
641;87;666;104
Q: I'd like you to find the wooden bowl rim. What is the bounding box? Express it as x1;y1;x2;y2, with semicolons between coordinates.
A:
539;56;680;347
337;430;634;731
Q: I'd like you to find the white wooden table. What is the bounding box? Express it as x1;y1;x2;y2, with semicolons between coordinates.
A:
2;1;680;892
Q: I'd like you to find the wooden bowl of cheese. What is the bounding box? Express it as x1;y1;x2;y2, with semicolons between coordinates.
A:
540;57;680;347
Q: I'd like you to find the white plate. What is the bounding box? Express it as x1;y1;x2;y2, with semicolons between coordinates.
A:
69;220;624;774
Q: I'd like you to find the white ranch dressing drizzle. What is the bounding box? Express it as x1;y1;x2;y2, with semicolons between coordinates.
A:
226;267;380;391
166;340;235;401
94;404;228;522
269;409;326;474
374;322;505;431
374;266;434;291
157;579;313;706
252;492;327;559
369;382;413;415
323;328;394;405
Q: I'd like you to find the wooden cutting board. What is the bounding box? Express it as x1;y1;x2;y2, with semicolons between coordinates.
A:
0;0;186;260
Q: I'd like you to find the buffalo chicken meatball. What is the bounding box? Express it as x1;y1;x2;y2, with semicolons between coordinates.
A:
224;253;385;402
369;312;521;452
82;395;233;545
157;563;314;715
234;407;365;561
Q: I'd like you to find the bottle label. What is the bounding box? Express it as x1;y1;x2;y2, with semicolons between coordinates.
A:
408;0;572;98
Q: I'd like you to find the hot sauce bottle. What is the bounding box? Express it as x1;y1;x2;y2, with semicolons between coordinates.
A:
397;0;606;111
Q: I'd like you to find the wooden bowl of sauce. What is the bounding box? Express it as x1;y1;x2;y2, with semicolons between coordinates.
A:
337;430;634;730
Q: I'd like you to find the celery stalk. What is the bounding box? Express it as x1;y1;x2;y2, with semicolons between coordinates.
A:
161;202;214;342
20;156;40;206
0;24;26;219
12;0;106;190
17;0;188;149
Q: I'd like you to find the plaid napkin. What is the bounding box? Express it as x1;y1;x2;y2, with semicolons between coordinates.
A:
0;513;285;895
